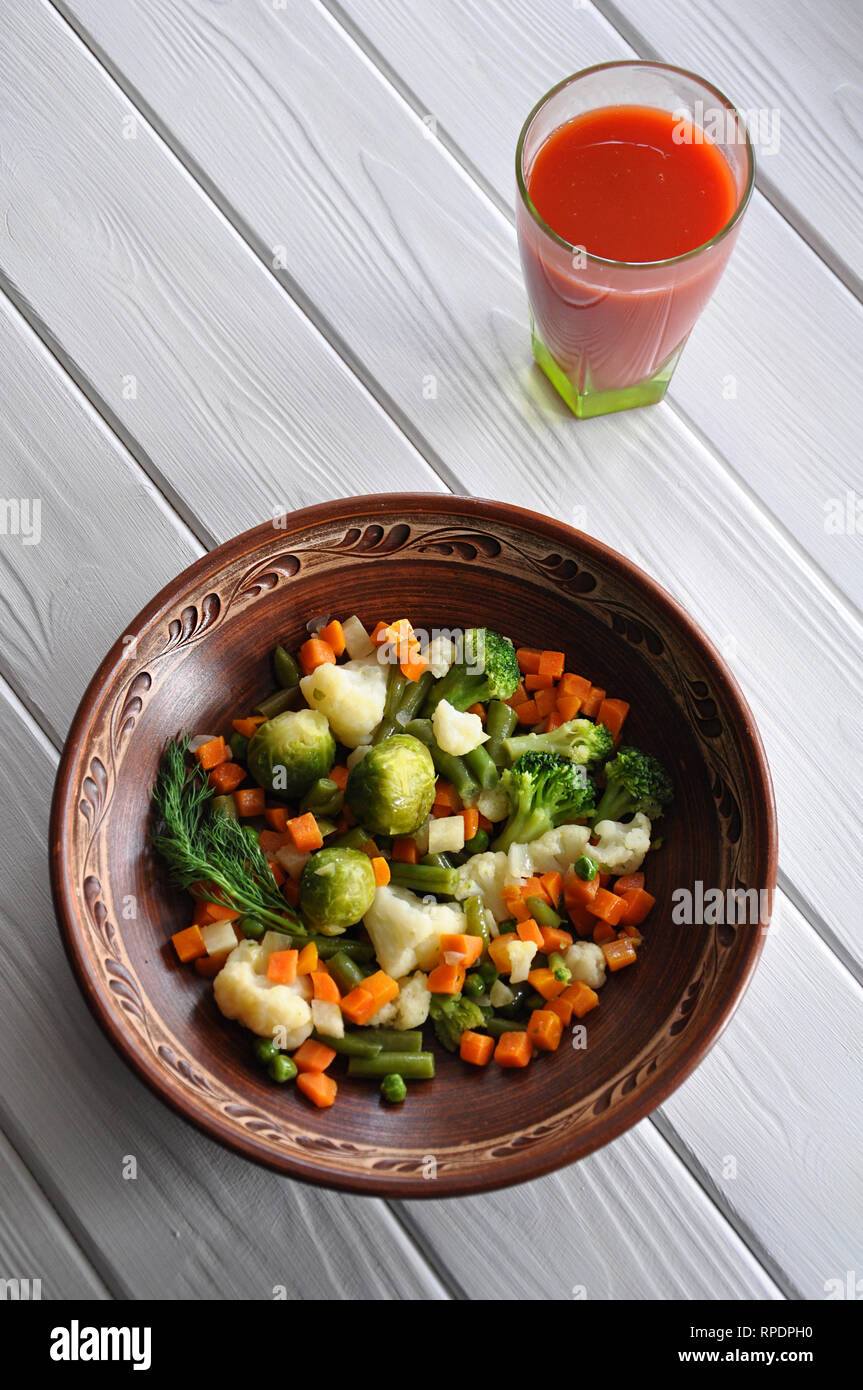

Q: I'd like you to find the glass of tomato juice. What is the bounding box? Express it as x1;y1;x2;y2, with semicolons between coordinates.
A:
516;62;755;418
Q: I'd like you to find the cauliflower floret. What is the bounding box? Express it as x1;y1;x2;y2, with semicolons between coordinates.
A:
299;654;387;748
457;824;593;920
475;785;509;822
590;812;651;876
455;850;511;921
432;698;488;756
506;939;537;983
563;941;607;989
363;885;466;978
368;970;431;1029
518;823;592;876
425;634;456;679
213;939;313;1046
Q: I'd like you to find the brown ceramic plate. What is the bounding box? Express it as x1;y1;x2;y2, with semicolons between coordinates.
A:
51;495;776;1196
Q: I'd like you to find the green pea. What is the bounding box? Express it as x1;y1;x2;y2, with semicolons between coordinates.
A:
239;915;266;940
478;960;499;987
268;1054;298;1084
253;1037;279;1066
464;829;490;855
462;972;486;1000
574;855;598;881
380;1073;407;1104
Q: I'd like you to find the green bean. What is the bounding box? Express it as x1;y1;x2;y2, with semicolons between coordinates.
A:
463;895;490;948
496;981;532;1018
393;669;434;728
421;851;458;870
389;861;459;895
485;700;518;767
300;777;344;818
482;1017;527;1038
548;951;571;983
308;935;375;961
211;794;238;819
463;742;499;789
403;718;480;804
229;731;249;762
380;1074;407;1103
373;664;408;743
359;1028;424;1052
327;950;367;994
325;826;369;851
314;817;338;839
268;1054;298;1083
524;990;547;1012
463;829;490;855
347;1051;435;1080
254;686;302;719
312;1030;382;1058
525;894;564;928
273;645;301;689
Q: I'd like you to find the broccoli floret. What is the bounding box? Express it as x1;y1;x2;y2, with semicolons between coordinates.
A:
592;745;674;824
424;628;519;713
428;993;486;1052
491;751;595;853
504;717;614;769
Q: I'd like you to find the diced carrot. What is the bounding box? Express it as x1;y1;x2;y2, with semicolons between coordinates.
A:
619;887;656;926
522;874;549;903
370;856;391;887
524;672;556;691
581;686;606;718
433;780;460;810
297;1071;337;1108
563;867;600;907
501;885;531;922
268;859;286;888
545;995;574;1027
527;967;566;1000
194;949;233;978
460;807;479;841
466;703;487;723
620;925;644;946
427;961;466;994
555;694;582;722
266;949;298;984
258;828;288;854
329;764;349;790
234;787;266;817
319;619;346;657
558;672;592;701
567;902;597;936
209;761;246;794
538;650;565;680
172;925;207;963
598;698;629;743
516;918;544;948
599;872;611;888
391;836;419;864
534;687;558;718
614;872;645;895
232;716;266;739
587;887;627;926
296;942;318;975
592;922;617;944
195;736;227;770
460;1030;494;1066
602;938;638;971
477;812;493;832
527;1008;563;1052
293;1038;337;1073
339;986;377;1024
193;899;241;924
560;980;599;1018
545;711;564;731
540;870;563;905
370;620;391;646
311;970;341;1002
494;1031;532;1068
299;637;336;676
539;925;573;954
515;699;540;725
282;877;300;907
400;641;428;682
286;812;324;852
505;681;528;709
385;618;413;646
516;648;541;674
439;933;483;967
361;970;400;1011
264;805;290;832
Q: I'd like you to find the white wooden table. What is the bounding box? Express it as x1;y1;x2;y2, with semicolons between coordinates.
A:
1;0;861;1301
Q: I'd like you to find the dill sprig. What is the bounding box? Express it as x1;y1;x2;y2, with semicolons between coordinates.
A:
151;737;303;935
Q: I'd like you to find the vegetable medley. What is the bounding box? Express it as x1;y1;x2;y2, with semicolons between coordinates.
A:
152;616;673;1110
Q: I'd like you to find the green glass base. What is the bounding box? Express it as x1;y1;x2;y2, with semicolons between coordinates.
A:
530;330;684;419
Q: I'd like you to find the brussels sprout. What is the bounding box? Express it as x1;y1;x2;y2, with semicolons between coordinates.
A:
247;708;335;800
345;733;436;837
299;847;376;934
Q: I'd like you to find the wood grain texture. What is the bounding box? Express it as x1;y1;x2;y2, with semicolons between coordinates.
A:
0;680;447;1301
595;0;863;294
0;1130;109;1300
325;0;863;609
0;0;445;556
35;0;863;975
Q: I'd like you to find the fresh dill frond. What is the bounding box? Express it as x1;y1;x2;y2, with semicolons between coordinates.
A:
151;736;303;935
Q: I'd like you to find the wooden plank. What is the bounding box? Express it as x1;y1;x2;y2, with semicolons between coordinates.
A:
399;1117;784;1299
0;1130;109;1300
0;0;444;561
37;0;863;974
0;679;447;1300
595;0;863;295
323;0;863;610
658;893;863;1300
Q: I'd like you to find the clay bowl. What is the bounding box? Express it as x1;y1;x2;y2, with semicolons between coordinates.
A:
51;495;776;1196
